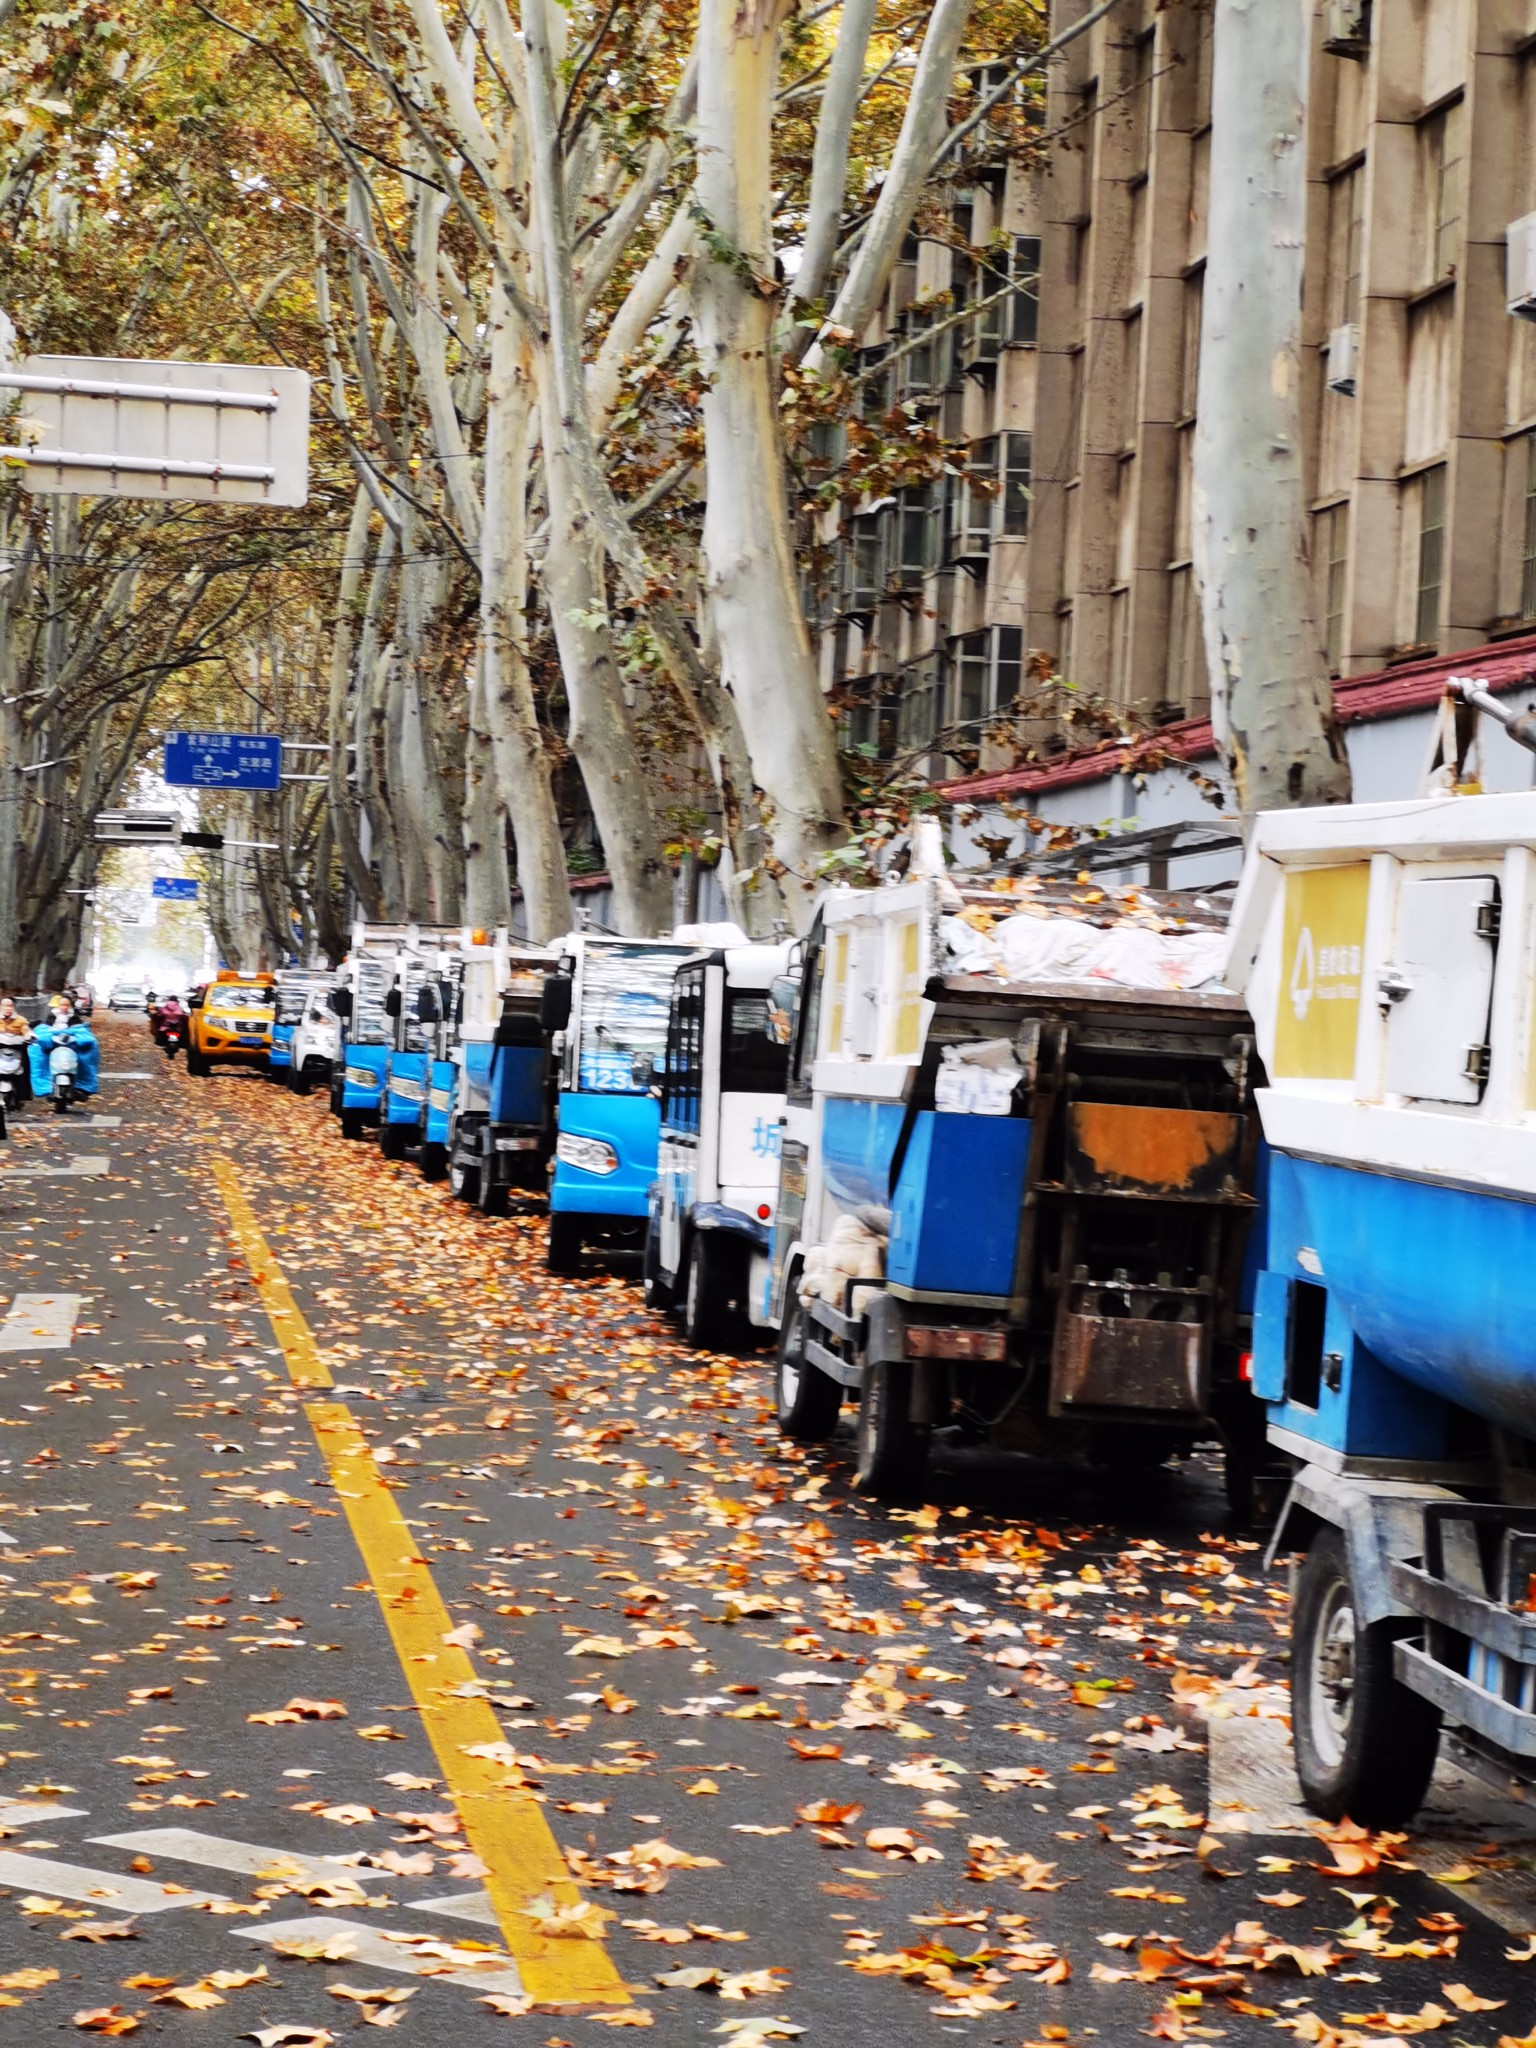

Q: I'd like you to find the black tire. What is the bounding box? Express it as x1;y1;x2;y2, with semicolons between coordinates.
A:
681;1232;732;1350
290;1066;312;1097
420;1142;448;1182
449;1152;480;1204
776;1295;841;1441
547;1213;584;1275
341;1108;366;1141
186;1047;208;1078
478;1167;509;1218
854;1357;929;1496
642;1215;674;1312
379;1120;409;1160
53;1092;69;1115
1292;1528;1442;1827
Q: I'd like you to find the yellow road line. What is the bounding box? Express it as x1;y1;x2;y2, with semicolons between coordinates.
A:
213;1158;629;2007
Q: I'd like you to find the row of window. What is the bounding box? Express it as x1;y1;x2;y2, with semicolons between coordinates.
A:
815;433;1032;621
1312;438;1536;672
840;624;1025;758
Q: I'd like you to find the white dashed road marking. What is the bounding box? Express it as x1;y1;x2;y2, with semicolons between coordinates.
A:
234;1916;525;1995
407;1889;498;1927
0;1797;87;1823
0;1849;226;1912
0;1156;111;1180
0;1293;89;1351
90;1826;390;1888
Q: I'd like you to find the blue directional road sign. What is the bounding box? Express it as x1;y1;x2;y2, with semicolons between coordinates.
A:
164;730;283;791
152;877;199;902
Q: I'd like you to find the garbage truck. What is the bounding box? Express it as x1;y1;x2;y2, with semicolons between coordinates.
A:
327;924;444;1140
767;871;1269;1501
643;937;796;1347
1229;771;1536;1827
269;968;335;1086
443;937;553;1213
541;931;715;1274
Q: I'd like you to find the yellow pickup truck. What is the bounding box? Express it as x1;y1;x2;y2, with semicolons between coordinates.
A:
186;971;276;1077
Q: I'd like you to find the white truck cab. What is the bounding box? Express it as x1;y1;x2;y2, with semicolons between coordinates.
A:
645;940;794;1347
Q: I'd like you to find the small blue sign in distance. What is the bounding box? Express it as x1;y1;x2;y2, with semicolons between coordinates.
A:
164;731;283;791
152;878;199;901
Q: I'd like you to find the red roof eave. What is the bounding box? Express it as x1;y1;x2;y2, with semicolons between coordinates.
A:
939;631;1536;807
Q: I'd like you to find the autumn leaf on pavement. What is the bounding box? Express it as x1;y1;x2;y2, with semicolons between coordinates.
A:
1441;1982;1505;2012
72;2010;141;2037
152;1985;225;2010
61;1921;140;1942
477;1993;535;2016
590;2012;654;2028
328;1985;416;2006
243;2030;337;2048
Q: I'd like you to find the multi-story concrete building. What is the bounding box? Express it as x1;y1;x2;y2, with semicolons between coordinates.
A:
817;0;1536;783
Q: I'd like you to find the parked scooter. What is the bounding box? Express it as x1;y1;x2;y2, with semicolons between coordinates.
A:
48;1031;82;1112
30;1018;99;1116
0;1041;23;1137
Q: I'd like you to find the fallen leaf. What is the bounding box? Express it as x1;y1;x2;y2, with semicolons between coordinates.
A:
72;2011;141;2037
61;1922;140;1943
1441;1982;1505;2013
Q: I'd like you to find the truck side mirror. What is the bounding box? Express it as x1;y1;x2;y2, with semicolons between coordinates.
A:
416;983;443;1024
384;987;402;1019
329;987;353;1019
540;973;573;1033
767;974;798;1046
631;1051;656;1089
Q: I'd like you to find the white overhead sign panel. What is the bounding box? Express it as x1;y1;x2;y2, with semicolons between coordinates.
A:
0;356;310;507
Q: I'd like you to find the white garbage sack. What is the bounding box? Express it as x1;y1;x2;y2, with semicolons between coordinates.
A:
800;1214;886;1307
943;908;1227;992
934;1037;1022;1115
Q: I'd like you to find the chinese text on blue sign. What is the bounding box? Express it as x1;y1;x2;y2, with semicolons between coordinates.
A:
163;732;283;791
151;878;200;901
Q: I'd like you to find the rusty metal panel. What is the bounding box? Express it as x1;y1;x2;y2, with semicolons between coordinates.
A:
1064;1101;1245;1200
904;1324;1009;1362
1050;1312;1208;1415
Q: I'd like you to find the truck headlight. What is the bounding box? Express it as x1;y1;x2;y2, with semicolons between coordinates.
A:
557;1133;618;1176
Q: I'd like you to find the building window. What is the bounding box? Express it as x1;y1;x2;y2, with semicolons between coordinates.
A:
950;625;1025;727
1125;31;1154;181
842;677;897;758
890;483;939;586
1011;236;1041;346
1180;270;1203;419
1166;564;1208;716
1415;464;1446;646
1326;164;1364;331
1420;102;1464;285
1315;500;1350;674
1000;432;1032;536
946;438;999;564
840;514;882;613
897;655;943;752
1522;434;1536;623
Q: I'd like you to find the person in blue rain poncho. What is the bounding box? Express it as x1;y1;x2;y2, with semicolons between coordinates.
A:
29;1000;100;1104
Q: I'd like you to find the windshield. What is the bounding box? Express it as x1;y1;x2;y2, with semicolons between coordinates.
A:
211;985;272;1012
724;992;789;1093
577;945;691;1093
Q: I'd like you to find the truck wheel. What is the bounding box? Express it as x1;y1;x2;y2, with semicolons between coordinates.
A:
478;1169;509;1219
777;1297;841;1441
642;1216;673;1312
547;1214;584;1274
420;1142;448;1182
185;1046;206;1077
449;1154;480;1204
1293;1528;1441;1827
290;1066;311;1096
854;1359;929;1496
341;1109;366;1142
379;1121;408;1160
682;1234;732;1350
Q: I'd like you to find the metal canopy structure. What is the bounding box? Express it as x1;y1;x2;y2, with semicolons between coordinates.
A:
0;355;310;507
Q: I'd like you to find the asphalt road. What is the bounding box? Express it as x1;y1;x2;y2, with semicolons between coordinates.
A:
0;1016;1532;2048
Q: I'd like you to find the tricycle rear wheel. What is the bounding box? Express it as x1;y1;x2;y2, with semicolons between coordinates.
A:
854;1359;929;1496
1292;1528;1441;1827
547;1214;584;1274
776;1299;841;1442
